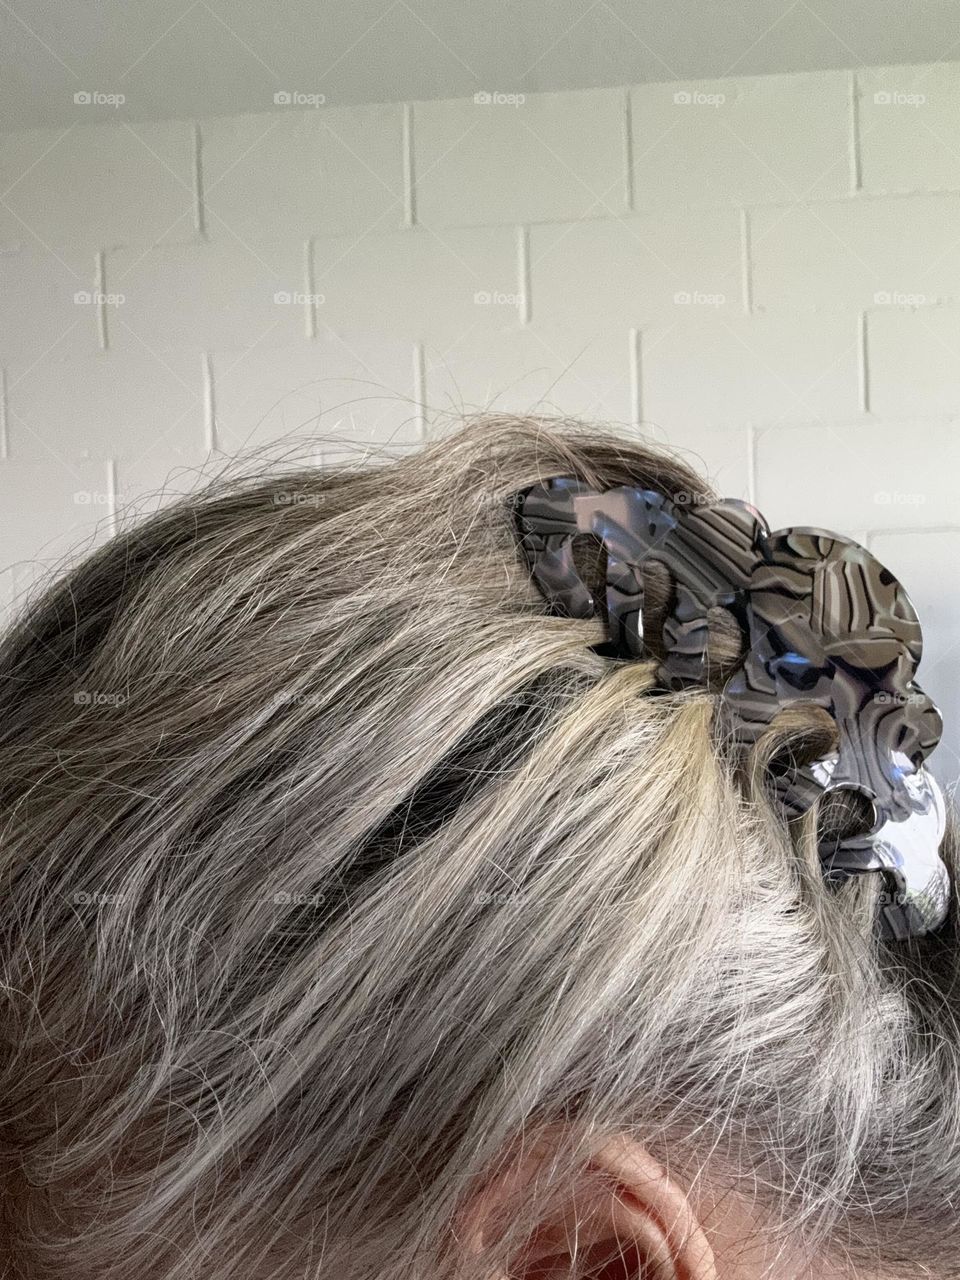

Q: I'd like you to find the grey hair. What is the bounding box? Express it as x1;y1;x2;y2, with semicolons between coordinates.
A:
0;415;959;1280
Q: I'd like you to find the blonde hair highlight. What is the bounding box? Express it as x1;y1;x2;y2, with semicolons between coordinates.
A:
0;416;958;1279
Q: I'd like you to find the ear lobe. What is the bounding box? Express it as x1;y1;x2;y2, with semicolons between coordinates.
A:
457;1129;717;1280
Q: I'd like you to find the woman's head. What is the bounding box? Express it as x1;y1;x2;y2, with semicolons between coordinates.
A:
0;417;958;1280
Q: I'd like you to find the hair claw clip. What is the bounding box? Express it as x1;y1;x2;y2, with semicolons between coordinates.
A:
515;477;949;941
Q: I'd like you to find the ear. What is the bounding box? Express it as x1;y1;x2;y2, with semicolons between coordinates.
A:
458;1128;717;1280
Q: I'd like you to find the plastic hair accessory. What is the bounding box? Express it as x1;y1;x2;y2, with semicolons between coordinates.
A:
514;477;949;942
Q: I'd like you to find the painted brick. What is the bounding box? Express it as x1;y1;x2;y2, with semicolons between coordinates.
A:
867;307;960;418
423;324;633;428
414;89;628;226
0;567;19;623
660;422;753;501
311;227;520;342
200;105;405;240
210;332;419;456
858;63;960;194
0;247;102;366
105;240;308;353
529;211;742;328
114;449;215;521
641;313;859;432
870;529;960;789
630;71;852;209
0;120;197;251
755;420;960;532
750;194;960;311
0;564;51;629
0;458;113;569
315;430;422;467
0;74;957;754
7;351;205;462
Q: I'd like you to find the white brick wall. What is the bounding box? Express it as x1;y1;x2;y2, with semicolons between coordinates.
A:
1;65;959;785
0;120;199;250
199;105;406;240
413;90;629;225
